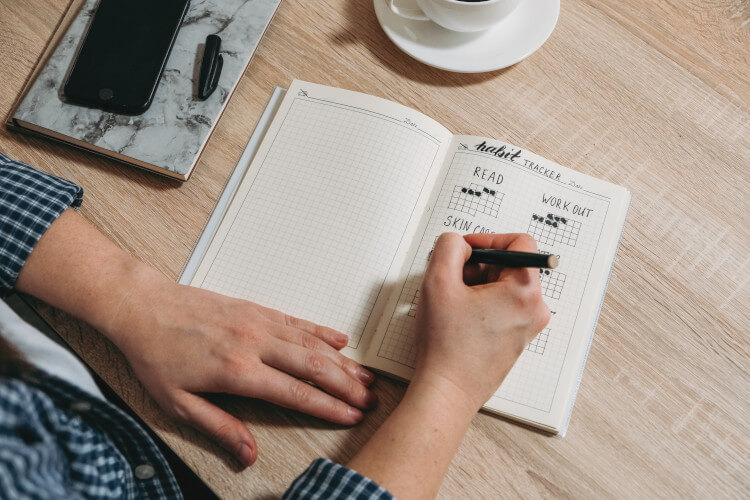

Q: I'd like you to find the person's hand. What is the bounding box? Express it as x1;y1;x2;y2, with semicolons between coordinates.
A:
15;209;376;468
346;232;550;497
106;278;377;467
413;232;550;411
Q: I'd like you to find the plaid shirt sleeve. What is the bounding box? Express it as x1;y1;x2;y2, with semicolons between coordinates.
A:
284;458;394;500
0;152;83;294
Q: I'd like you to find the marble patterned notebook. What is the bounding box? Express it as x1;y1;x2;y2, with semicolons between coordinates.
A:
7;0;281;180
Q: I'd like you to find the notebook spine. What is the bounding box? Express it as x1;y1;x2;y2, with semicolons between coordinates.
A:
178;87;286;285
559;191;632;437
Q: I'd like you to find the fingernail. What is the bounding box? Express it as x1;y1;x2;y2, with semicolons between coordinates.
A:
335;332;349;344
347;406;363;421
357;367;375;384
364;390;378;409
236;443;255;466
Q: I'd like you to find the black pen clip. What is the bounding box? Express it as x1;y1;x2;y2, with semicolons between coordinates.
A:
198;34;223;100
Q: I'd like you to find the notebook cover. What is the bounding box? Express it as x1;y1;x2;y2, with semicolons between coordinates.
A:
8;0;281;180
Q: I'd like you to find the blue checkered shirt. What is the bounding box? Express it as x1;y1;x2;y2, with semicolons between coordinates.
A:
0;152;393;499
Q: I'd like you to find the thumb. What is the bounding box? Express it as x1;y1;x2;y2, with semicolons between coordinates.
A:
427;232;472;286
174;392;258;467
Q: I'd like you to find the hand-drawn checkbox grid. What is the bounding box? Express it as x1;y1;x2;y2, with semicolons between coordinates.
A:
539;269;566;300
447;183;504;218
528;212;581;247
199;98;442;349
407;289;420;317
526;328;550;355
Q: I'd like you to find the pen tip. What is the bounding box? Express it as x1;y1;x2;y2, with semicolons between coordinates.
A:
548;255;559;269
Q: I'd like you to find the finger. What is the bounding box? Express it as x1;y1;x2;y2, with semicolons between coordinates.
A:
462;261;486;285
261;338;377;410
463;261;501;286
231;365;365;425
282;314;349;349
426;232;473;287
463;232;526;250
257;306;349;349
173;392;257;467
464;233;539;285
496;233;540;285
267;324;375;385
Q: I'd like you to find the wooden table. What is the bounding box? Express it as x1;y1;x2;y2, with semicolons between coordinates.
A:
1;0;748;497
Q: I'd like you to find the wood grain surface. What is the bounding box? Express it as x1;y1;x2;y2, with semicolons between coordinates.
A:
1;0;748;497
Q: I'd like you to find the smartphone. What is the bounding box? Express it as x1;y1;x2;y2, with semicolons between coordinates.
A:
63;0;190;115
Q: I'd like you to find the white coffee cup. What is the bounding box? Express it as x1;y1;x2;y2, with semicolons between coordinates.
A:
386;0;522;32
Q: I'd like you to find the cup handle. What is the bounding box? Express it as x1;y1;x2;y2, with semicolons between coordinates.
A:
386;0;430;21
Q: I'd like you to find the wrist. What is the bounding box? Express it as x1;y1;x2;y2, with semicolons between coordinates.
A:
347;370;479;498
95;255;172;348
407;371;482;422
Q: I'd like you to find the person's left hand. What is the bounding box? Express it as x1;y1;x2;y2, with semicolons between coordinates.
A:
105;278;376;467
16;209;376;468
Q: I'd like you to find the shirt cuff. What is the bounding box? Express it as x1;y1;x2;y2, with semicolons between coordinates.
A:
284;458;393;500
0;152;83;294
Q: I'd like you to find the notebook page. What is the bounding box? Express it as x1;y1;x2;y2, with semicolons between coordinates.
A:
365;136;629;431
190;81;453;361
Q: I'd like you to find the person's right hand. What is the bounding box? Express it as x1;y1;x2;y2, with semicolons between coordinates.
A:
413;232;551;411
345;232;551;497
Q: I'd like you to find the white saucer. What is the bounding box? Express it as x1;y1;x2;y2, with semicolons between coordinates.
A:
373;0;560;73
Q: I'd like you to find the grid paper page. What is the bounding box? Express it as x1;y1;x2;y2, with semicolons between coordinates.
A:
374;137;615;415
192;82;450;349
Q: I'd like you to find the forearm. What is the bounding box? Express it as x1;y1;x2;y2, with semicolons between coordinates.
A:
346;232;548;498
347;375;478;499
15;208;167;342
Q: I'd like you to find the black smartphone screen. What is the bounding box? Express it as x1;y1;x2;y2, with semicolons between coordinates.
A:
64;0;190;114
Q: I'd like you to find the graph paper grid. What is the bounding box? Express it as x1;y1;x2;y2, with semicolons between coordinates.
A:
199;96;442;348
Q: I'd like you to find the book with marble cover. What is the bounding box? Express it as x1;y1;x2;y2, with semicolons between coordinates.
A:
6;0;281;180
181;81;631;435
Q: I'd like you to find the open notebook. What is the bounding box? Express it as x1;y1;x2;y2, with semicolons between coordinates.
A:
181;81;630;435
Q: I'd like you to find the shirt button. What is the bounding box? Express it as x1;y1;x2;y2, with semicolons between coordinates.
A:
70;401;92;412
134;464;155;480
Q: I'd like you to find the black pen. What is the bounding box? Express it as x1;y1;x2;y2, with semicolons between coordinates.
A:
468;249;559;269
